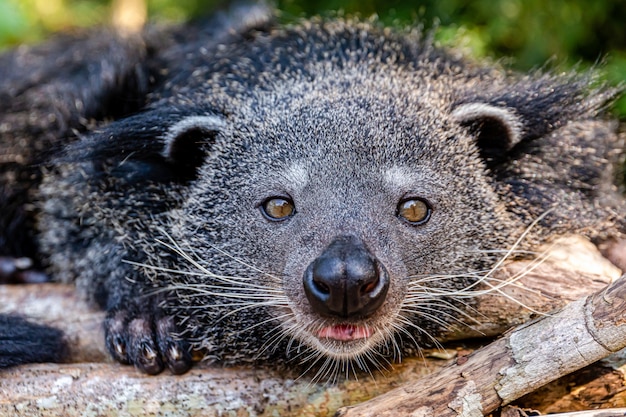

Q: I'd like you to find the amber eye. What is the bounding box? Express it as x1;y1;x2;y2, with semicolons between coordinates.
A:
397;198;431;225
261;197;295;221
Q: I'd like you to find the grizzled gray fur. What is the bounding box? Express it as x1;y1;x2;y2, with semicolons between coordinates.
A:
0;5;625;375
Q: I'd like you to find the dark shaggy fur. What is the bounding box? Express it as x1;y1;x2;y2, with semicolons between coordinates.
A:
0;315;68;368
0;6;624;377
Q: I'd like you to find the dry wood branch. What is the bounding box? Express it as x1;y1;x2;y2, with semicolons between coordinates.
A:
549;412;626;417
0;353;454;416
336;271;626;417
502;406;626;417
513;352;626;413
444;235;622;340
0;235;624;416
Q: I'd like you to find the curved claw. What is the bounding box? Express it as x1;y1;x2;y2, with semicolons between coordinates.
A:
104;307;192;374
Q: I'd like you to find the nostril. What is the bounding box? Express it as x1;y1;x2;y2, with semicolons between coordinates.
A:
313;278;330;294
351;259;389;317
360;277;379;295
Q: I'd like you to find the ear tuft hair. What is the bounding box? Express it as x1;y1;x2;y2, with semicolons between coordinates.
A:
160;115;226;181
452;103;524;160
163;115;225;159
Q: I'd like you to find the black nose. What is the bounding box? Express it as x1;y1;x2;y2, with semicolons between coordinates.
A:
303;236;389;319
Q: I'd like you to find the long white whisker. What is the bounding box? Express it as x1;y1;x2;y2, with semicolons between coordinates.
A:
479;209;553;283
256;320;298;359
164;282;285;294
235;312;294;333
394;316;444;351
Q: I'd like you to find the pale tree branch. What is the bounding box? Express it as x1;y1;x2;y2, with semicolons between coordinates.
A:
0;235;624;417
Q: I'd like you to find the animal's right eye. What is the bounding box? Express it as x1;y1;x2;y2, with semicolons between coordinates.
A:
260;197;296;221
397;198;432;225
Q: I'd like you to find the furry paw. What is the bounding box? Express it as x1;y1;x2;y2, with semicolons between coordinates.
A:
104;307;192;375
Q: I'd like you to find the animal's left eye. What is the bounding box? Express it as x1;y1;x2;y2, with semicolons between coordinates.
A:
397;198;432;225
260;197;296;221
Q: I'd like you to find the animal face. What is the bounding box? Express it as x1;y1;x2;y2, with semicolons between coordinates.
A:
163;86;516;372
23;17;623;377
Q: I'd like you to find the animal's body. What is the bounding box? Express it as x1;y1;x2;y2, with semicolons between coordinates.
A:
0;6;624;376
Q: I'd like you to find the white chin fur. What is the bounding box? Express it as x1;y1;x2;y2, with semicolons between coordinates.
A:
301;329;386;360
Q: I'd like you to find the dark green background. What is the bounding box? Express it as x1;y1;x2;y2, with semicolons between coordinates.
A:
1;0;624;114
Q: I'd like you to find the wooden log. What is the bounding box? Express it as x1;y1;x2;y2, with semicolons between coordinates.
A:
443;235;622;340
335;271;626;417
504;409;626;417
0;235;624;416
546;412;626;417
512;353;626;414
0;355;459;416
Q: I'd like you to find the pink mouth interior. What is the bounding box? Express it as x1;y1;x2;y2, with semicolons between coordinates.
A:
317;324;373;341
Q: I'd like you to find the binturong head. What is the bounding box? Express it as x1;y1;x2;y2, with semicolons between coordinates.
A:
42;17;625;378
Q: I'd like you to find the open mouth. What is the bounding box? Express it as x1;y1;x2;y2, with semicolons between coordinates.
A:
317;324;373;342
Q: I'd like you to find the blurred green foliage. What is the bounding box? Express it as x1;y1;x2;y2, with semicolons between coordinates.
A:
0;0;624;115
279;0;626;116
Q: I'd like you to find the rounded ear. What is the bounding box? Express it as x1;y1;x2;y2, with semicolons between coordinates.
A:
68;112;227;185
162;115;226;180
451;103;524;160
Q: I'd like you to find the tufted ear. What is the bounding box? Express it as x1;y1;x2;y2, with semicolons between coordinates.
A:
161;115;226;180
67;111;227;185
452;103;524;161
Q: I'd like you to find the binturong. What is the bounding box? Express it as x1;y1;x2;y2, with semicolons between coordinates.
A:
0;4;624;378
